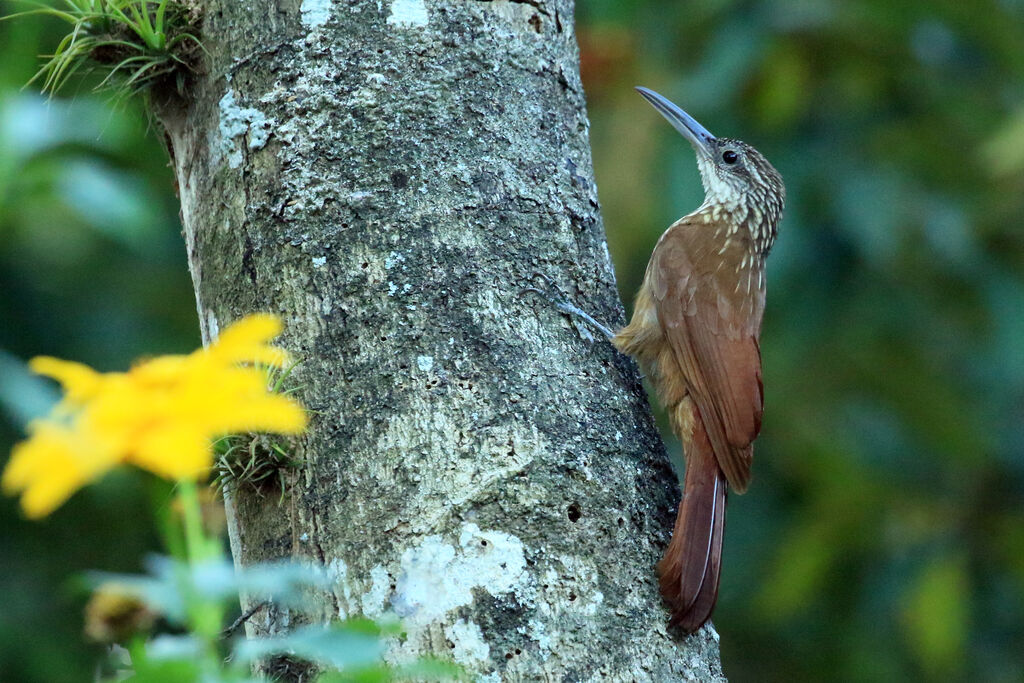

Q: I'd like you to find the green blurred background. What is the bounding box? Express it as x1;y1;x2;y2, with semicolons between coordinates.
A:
1;1;1023;680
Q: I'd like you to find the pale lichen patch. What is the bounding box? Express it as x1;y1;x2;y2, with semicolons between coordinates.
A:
300;0;332;28
385;251;406;269
477;0;538;28
361;565;392;618
386;0;429;27
524;617;551;654
217;89;274;169
445;618;491;666
204;310;220;343
391;523;527;626
328;557;353;619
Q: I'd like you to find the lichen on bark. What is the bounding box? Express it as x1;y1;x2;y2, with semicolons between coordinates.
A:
156;0;726;679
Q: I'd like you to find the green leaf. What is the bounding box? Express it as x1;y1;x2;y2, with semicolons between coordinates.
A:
232;623;385;671
317;657;466;683
123;636;201;683
902;556;969;678
390;658;467;681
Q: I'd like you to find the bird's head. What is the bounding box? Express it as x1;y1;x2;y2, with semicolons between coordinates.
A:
636;86;784;247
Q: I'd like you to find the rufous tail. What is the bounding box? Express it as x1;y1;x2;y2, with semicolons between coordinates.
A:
657;411;727;633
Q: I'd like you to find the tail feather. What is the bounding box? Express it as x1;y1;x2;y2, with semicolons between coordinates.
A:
658;411;728;633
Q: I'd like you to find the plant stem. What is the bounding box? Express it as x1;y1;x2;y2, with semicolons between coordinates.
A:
175;478;226;667
177;479;213;562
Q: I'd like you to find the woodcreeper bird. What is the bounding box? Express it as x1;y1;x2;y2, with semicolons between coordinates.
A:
616;87;785;632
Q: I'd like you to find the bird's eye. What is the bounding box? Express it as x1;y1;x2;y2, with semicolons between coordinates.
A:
722;150;739;164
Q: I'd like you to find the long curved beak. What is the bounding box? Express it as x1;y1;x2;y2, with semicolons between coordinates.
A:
635;86;716;156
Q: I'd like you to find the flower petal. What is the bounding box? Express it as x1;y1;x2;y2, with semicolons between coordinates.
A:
29;357;104;404
2;422;118;518
131;427;212;481
208;314;289;366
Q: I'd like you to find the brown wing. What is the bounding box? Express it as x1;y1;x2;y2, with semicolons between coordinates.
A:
651;216;765;493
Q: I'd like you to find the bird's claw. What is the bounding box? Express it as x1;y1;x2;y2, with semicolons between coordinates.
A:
518;272;559;300
519;272;615;341
518;272;580;316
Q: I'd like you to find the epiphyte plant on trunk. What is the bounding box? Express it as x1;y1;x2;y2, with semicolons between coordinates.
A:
1;0;203;97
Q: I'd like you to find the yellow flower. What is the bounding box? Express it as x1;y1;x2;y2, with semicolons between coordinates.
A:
2;314;307;518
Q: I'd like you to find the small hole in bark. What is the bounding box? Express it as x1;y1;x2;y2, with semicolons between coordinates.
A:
569;592;577;601
481;540;488;546
446;640;455;649
390;171;409;189
515;648;522;655
505;653;513;660
617;517;625;526
567;502;582;522
361;262;368;269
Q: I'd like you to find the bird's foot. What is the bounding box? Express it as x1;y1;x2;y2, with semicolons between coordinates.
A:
519;273;615;341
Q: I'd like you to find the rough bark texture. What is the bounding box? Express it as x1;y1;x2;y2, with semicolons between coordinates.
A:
157;0;725;680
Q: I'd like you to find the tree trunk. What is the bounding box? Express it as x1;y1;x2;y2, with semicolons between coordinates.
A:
157;1;725;680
